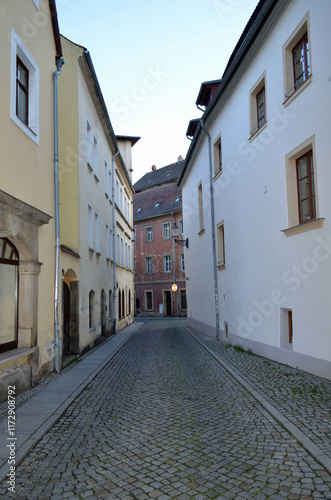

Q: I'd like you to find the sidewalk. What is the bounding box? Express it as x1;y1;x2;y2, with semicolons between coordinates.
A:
0;322;143;484
186;325;331;476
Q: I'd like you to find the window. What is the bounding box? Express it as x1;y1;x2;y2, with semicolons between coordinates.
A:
11;30;39;144
164;255;171;273
296;150;315;223
163;223;171;240
280;308;293;347
125;242;128;267
86;120;92;168
180;290;187;310
117;233;120;261
179;220;184;235
106;225;112;260
283;14;311;104
284;137;322;235
93;136;98;178
292;34;310;93
198;182;204;234
145;291;153;311
120;187;123;212
116;179;120;205
89;290;95;329
146;227;153;242
104;161;111;197
16;57;29;125
95;213;100;253
146;257;152;274
217;221;225;268
180;253;185;272
0;239;19;353
109;290;112;319
213;135;222;174
128;245;131;269
88;203;94;250
121;237;124;265
256;86;266;130
249;72;266;137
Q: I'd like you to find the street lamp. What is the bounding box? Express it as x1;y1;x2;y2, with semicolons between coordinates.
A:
171;221;189;248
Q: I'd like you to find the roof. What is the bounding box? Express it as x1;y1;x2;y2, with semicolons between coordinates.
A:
178;0;281;186
134;185;182;223
133;160;184;193
49;0;62;58
116;135;141;147
196;79;222;108
186;119;200;138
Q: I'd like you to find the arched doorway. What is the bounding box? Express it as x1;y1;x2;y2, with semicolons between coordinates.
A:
62;270;79;358
101;289;106;336
62;282;70;356
0;238;19;353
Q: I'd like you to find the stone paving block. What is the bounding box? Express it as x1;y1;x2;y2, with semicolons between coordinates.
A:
0;323;331;499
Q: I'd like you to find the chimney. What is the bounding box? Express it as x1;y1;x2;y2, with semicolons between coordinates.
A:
151;165;156;171
178;155;184;162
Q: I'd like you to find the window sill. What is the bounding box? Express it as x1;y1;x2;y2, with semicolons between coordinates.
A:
87;162;93;171
283;75;312;107
217;263;226;271
198;228;205;237
94;173;99;182
249;121;267;142
213;168;223;182
281;218;324;237
89;327;96;333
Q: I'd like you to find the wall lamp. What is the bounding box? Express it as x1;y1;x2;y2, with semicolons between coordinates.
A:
172;222;189;248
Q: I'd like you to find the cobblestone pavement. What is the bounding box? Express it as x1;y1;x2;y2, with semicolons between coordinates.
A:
1;322;331;499
187;327;331;463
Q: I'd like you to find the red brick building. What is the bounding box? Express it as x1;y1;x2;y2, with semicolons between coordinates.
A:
133;159;187;317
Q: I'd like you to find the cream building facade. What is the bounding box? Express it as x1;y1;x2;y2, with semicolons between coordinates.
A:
0;0;63;400
179;0;331;379
58;36;137;359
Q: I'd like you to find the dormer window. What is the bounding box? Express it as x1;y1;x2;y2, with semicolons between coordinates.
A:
175;197;181;203
155;203;161;208
137;207;142;213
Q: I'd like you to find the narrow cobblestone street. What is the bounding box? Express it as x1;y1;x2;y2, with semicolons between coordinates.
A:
1;321;331;499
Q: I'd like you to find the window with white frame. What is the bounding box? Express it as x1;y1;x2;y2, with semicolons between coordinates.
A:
120;187;123;212
180;253;185;272
117;233;120;261
121;237;124;265
88;203;94;250
163;223;171;239
106;224;110;258
128;245;131;269
116;179;119;205
179;219;184;236
125;242;128;267
146;227;153;242
283;14;311;103
249;72;266;137
86;119;92;168
95;212;100;253
93;136;98;178
104;161;111;197
124;196;128;219
164;255;171;273
109;228;113;260
146;257;152;274
11;30;39;144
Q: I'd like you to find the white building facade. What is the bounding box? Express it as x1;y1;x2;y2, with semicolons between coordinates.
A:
179;0;331;379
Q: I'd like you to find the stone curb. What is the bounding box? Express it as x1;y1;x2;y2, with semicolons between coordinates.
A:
185;325;331;475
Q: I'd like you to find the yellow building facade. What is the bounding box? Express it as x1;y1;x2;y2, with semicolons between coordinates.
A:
58;36;137;359
0;0;62;400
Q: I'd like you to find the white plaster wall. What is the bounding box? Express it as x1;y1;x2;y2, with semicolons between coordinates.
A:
182;0;331;368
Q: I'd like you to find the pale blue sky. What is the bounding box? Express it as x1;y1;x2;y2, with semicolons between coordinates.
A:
56;0;259;183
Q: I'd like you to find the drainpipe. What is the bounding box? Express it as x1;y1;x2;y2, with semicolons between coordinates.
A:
112;150;120;334
199;119;220;340
53;56;65;374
